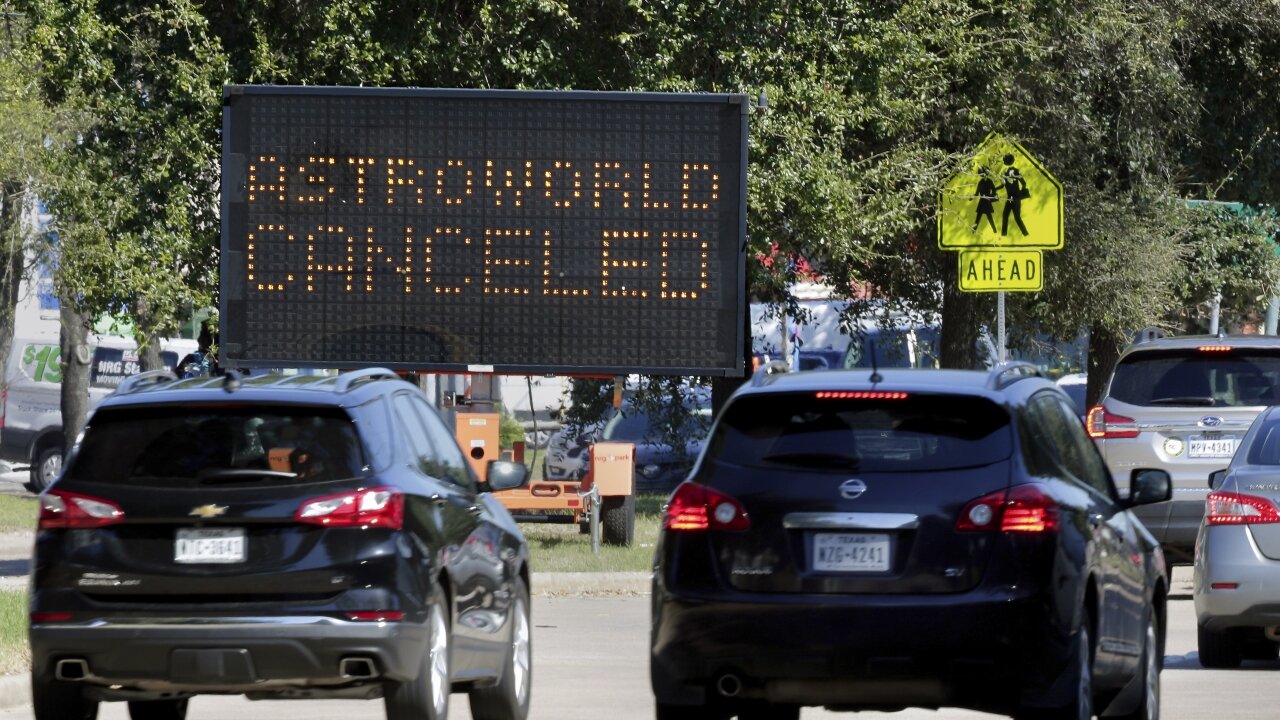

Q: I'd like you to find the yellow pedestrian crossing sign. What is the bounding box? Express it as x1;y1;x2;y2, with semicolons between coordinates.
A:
938;134;1062;250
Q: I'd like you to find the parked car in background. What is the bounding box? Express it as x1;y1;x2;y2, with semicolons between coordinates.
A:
1195;405;1280;667
652;363;1171;719
28;368;532;720
1087;332;1280;564
1;335;197;491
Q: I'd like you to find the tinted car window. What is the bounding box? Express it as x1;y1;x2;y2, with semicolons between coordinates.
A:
601;405;710;443
1245;420;1280;465
1033;393;1112;496
1109;349;1280;407
706;393;1012;472
69;405;365;486
408;393;473;489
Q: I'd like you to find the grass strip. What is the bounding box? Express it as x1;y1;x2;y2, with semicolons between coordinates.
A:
0;495;37;535
0;590;28;676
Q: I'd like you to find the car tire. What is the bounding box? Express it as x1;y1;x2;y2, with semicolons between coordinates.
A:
31;674;98;720
128;699;189;720
1022;624;1093;720
469;576;532;720
30;446;62;492
1113;614;1159;720
1198;623;1243;668
601;495;635;546
385;588;450;720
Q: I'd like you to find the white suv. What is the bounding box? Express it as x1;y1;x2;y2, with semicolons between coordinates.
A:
1087;332;1280;563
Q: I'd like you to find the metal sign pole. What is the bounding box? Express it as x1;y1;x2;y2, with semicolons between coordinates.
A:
997;291;1007;363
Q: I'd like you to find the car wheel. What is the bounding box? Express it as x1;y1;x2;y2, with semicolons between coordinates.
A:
601;495;635;546
469;576;532;720
128;699;189;720
30;446;62;492
31;674;98;720
1113;614;1159;720
1022;624;1093;720
1198;623;1243;668
385;588;450;720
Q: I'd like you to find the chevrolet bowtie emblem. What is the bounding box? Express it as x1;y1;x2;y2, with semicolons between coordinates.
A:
189;504;228;519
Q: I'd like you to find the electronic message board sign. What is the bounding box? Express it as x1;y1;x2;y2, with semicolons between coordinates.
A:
220;86;748;376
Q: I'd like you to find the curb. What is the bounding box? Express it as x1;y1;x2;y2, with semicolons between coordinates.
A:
0;674;27;711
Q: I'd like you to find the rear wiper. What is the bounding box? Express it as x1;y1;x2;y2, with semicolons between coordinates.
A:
1147;397;1215;407
760;452;861;469
196;468;298;482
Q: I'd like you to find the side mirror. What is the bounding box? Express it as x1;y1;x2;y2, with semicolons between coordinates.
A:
485;460;529;492
1129;469;1173;506
1208;469;1228;490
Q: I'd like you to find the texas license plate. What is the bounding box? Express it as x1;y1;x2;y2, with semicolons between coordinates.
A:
175;528;246;564
812;533;891;572
1189;436;1238;459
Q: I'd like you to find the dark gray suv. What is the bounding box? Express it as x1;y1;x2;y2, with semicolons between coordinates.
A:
30;368;532;720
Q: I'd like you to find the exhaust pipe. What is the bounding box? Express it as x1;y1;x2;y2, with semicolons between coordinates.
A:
1266;626;1280;642
55;659;89;681
339;657;378;680
715;673;742;698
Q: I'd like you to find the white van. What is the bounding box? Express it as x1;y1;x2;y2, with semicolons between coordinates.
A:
1;335;197;490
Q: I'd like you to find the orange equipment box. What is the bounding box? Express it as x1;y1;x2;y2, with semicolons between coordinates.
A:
581;442;635;496
454;413;500;481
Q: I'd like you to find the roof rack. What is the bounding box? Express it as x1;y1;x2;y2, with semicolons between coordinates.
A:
1132;326;1166;345
986;361;1043;391
335;367;402;394
115;369;179;395
750;360;790;387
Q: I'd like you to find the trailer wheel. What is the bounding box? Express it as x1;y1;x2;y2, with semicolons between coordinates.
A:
601;495;635;546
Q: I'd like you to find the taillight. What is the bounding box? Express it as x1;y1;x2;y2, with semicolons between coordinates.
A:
663;482;750;532
295;487;403;529
956;484;1059;534
1206;491;1280;525
39;490;125;529
1086;406;1139;439
346;611;404;622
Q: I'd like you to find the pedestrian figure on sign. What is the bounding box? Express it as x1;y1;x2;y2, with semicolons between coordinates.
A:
971;166;998;233
1000;154;1030;237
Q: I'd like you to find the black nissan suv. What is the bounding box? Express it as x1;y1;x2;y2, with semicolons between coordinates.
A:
651;363;1173;720
29;368;533;720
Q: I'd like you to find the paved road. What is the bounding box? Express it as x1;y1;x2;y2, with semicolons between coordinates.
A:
2;591;1279;720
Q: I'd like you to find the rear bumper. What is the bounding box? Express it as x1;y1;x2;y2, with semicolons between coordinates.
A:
1195;525;1280;628
650;584;1068;714
30;616;428;697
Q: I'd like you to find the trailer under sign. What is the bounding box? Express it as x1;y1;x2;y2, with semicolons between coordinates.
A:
220;86;748;376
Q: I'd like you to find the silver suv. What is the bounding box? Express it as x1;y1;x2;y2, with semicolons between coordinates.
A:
1088;332;1280;563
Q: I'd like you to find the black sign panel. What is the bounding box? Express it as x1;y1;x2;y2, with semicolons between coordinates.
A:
220;86;748;376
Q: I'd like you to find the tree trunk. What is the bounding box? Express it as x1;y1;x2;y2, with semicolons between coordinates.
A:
60;302;91;459
939;280;981;369
1087;322;1125;409
135;298;164;371
0;182;27;386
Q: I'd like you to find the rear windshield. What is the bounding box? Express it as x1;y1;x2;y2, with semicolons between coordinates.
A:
67;405;367;486
1109;349;1280;407
705;393;1012;472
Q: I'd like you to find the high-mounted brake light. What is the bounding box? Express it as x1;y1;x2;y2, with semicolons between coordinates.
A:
664;482;750;532
815;391;908;400
956;484;1059;534
1206;491;1280;525
295;487;403;529
1086;406;1139;439
39;490;125;529
1197;346;1233;353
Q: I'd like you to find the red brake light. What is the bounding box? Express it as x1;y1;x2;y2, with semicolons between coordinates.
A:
956;484;1058;534
39;490;125;529
1086;406;1139;439
295;487;403;529
664;482;750;532
346;611;404;622
815;391;908;400
1206;491;1280;525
